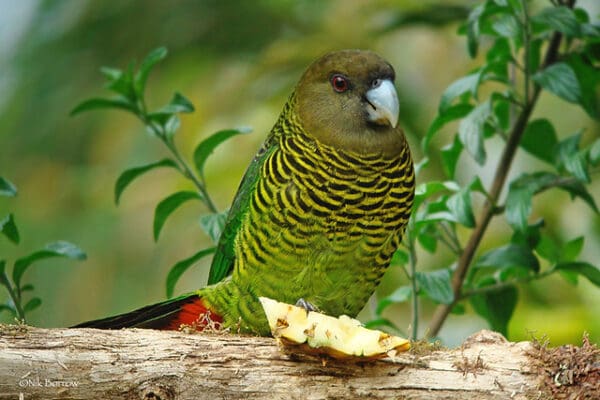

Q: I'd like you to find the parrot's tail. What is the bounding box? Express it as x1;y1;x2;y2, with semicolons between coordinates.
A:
72;294;222;330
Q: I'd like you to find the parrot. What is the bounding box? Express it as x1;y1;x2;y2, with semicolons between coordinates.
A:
75;49;415;335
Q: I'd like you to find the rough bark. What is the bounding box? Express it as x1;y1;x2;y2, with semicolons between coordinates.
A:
0;325;596;399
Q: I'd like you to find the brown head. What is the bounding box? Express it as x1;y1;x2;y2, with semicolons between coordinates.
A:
294;49;405;157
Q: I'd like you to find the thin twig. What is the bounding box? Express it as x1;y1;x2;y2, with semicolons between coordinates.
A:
408;243;419;341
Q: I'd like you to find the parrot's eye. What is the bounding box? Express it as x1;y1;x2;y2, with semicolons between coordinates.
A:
330;74;349;93
372;78;382;88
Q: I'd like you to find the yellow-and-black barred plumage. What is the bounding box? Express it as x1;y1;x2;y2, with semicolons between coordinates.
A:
203;94;414;334
74;50;415;335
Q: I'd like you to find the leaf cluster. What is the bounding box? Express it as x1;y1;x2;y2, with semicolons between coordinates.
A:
72;48;251;298
1;178;86;322
374;0;600;338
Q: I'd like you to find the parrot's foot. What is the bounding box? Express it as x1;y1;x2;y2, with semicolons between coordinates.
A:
295;298;320;313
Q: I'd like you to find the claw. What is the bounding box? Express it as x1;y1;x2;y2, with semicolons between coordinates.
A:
295;298;319;313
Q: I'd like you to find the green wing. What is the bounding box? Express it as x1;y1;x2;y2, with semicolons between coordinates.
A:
207;135;278;285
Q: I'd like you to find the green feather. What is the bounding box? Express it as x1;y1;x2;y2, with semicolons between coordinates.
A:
207;135;279;285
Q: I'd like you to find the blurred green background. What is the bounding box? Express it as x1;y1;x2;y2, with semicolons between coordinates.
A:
0;0;598;347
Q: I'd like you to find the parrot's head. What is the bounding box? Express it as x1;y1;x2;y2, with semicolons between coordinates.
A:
294;49;405;156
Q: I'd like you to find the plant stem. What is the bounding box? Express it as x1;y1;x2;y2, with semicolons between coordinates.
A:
1;276;26;321
163;138;218;213
408;243;419;341
138;112;219;214
522;0;531;103
426;19;567;338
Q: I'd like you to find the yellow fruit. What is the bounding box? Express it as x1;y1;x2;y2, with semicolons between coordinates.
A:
259;297;410;360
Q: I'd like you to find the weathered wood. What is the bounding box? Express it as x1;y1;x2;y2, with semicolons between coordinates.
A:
0;325;594;399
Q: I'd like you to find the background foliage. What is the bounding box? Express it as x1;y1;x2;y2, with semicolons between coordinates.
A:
0;0;598;346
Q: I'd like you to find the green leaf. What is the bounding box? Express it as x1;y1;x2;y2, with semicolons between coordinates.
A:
451;303;466;315
520;119;558;164
528;39;543;74
466;4;485;58
505;187;531;231
416;269;453;304
23;297;42;314
439;71;481;112
413;180;460;211
556;131;590;183
475;244;540;273
134;47;168;96
505;170;598;230
556;178;598;213
423;103;473;151
566;54;600;120
492;13;521;39
70;97;136;116
486;37;512;64
165;247;216;298
13;241;86;288
458;100;491;165
440;137;463;179
492;95;510;132
0;177;17;197
114;158;178;205
376;286;412;314
589;139;600;166
0;214;19;244
470;281;517;336
505;172;580;231
505;173;545;231
533;63;581;104
535;234;560;263
151;92;195;116
468;175;488;196
532;6;581;37
553;262;600;287
497;265;531;283
100;67;123;82
417;231;438;253
505;0;522;14
561;236;584;262
193;127;252;178
447;188;475;227
559;269;579;285
511;219;543;249
154;191;201;241
482;61;509;84
20;283;34;293
164;115;181;139
199;210;228;244
390;249;409;266
102;62;136;101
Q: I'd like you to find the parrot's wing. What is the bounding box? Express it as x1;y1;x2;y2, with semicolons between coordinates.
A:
207;135;278;285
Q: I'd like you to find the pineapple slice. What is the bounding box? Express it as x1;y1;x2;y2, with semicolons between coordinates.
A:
259;297;410;360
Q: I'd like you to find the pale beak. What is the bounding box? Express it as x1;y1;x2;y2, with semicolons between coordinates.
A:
365;79;399;128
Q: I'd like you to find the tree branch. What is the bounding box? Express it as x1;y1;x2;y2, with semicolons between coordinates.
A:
2;326;590;400
426;26;567;338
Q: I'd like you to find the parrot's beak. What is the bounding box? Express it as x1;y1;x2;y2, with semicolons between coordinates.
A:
365;79;399;128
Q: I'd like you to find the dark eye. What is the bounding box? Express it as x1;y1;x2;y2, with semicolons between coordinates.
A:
372;78;382;88
330;74;349;93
